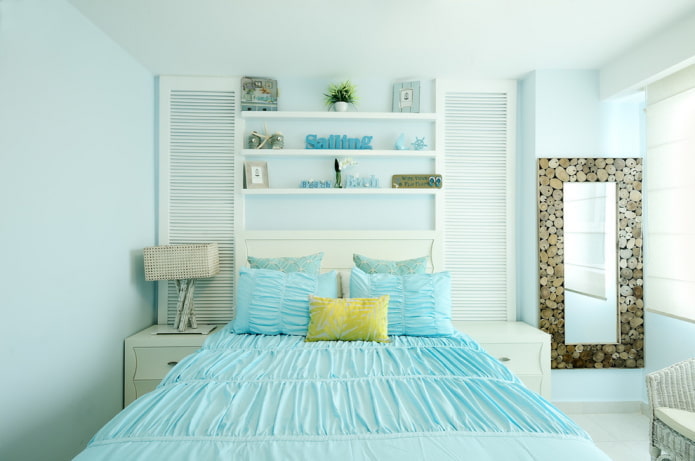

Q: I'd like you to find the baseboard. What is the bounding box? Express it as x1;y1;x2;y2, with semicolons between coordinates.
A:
553;401;647;415
640;401;650;416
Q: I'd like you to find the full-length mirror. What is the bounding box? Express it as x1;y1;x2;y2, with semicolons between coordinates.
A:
564;182;618;344
538;158;644;369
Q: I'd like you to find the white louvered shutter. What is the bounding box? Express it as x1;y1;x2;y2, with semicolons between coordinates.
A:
158;76;238;325
438;81;516;320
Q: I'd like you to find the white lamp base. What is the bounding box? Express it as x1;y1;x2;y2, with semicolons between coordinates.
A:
150;324;217;335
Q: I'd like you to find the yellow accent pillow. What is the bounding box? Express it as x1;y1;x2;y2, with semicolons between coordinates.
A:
306;295;390;342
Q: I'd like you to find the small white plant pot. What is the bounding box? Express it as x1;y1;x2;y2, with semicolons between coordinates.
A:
333;101;349;112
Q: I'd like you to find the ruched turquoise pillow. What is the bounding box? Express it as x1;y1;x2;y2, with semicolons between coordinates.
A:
349;267;453;336
232;267;338;335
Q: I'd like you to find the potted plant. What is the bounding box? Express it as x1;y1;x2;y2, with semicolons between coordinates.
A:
324;80;358;112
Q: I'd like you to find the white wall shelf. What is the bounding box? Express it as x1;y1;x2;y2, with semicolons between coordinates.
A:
241;149;437;158
241;111;438;121
242;188;439;196
239;105;443;233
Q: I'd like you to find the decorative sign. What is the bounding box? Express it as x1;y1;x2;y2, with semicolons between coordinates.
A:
392;174;442;189
241;77;278;111
305;134;373;150
300;180;333;188
344;174;379;188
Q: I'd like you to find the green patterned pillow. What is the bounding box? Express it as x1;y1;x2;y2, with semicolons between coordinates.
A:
353;253;427;275
248;252;323;275
306;295;390;343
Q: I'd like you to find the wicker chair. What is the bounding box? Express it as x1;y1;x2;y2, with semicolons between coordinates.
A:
646;358;695;461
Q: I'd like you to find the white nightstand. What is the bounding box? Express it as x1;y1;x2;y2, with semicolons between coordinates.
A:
453;321;551;399
124;324;216;407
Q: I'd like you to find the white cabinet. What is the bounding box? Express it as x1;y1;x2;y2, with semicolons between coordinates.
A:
124;325;214;407
453;321;551;399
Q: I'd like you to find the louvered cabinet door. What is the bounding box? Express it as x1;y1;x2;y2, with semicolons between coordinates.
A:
438;81;517;321
157;76;239;325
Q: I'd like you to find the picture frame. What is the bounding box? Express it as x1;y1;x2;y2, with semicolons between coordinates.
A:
241;76;278;111
392;81;420;113
244;161;269;189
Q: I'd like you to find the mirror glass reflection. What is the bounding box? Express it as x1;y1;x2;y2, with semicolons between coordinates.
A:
564;182;619;344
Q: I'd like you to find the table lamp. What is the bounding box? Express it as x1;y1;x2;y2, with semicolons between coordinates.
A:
144;243;220;333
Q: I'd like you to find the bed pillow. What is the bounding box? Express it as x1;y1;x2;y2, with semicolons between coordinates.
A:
353;253;427;275
232;267;338;335
306;295;390;343
349;267;453;336
316;271;340;298
248;252;323;275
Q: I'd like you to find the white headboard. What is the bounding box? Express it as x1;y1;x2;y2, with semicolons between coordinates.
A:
237;230;442;294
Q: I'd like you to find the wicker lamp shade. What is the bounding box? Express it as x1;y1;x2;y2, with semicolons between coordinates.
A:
143;243;220;333
144;243;219;281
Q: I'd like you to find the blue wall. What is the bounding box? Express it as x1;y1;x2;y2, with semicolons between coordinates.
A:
517;70;647;402
645;312;695;375
521;70;695;402
0;1;155;459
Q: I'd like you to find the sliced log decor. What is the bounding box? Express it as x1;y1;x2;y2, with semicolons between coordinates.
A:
538;158;644;369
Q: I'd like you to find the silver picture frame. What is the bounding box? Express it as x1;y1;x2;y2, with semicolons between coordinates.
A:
244;161;269;189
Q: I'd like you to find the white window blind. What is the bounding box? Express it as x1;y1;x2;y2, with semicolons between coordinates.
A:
438;81;516;320
645;65;695;323
157;76;238;325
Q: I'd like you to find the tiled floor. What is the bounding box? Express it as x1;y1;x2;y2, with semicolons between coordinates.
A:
565;411;650;461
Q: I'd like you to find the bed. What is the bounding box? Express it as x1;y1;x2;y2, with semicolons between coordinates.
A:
74;233;610;460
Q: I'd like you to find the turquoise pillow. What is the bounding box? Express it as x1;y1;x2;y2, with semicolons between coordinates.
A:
349;267;453;336
248;252;323;275
316;271;339;298
232;268;338;335
353;253;427;275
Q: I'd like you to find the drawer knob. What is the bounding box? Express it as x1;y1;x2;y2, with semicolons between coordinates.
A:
167;361;178;366
498;357;511;362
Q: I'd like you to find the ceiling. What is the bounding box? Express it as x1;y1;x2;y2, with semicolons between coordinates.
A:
68;0;695;80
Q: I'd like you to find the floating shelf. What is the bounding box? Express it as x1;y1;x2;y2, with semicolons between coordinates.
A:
240;111;438;121
242;188;439;196
240;149;437;158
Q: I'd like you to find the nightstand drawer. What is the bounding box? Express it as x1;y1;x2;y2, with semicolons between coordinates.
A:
454;322;551;398
133;346;199;380
517;374;543;392
480;342;543;375
133;379;160;397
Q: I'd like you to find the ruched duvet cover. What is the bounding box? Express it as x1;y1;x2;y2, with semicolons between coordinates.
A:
75;325;610;460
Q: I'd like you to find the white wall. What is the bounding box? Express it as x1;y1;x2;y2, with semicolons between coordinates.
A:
517;70;645;402
516;73;538;326
0;1;155;459
600;8;695;98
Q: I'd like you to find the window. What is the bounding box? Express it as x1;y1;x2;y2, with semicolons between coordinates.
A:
645;64;695;323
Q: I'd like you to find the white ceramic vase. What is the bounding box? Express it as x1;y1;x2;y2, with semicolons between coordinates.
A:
333;101;349;112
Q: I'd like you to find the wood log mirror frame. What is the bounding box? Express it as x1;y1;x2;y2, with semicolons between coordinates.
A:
537;158;644;369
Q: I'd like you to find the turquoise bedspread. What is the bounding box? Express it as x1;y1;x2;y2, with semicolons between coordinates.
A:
75;326;610;460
